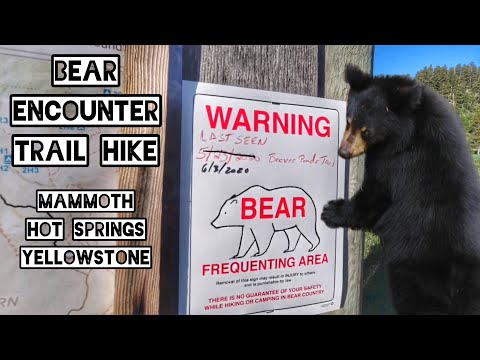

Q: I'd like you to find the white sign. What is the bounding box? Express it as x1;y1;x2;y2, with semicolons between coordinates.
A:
179;81;348;315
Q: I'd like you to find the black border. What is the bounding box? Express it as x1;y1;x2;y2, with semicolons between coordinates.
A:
71;217;147;241
35;189;136;213
0;12;479;44
0;315;462;344
9;94;162;127
11;134;89;167
99;134;161;167
50;54;121;87
25;217;65;241
18;245;153;269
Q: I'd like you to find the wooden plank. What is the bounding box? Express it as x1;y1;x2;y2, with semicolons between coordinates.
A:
323;45;373;315
199;45;320;96
159;45;183;314
114;45;169;315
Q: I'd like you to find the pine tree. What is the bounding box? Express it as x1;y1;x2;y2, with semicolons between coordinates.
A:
415;62;480;153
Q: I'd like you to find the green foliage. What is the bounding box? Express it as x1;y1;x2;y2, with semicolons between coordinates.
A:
415;62;480;153
364;231;381;259
459;107;480;152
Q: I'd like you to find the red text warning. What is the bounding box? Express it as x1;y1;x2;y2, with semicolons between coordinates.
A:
241;196;306;220
201;254;329;276
100;134;160;166
19;246;152;269
25;218;64;241
36;190;135;212
72;218;146;241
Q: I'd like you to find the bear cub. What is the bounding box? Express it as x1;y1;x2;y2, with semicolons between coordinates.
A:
321;64;480;315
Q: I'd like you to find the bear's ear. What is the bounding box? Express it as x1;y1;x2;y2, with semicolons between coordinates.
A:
228;194;237;200
385;83;423;112
229;199;238;205
345;64;373;92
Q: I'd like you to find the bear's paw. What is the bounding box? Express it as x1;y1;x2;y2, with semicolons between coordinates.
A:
321;199;348;228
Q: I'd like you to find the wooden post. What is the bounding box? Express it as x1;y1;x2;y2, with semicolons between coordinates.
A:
195;45;322;95
185;45;373;315
114;45;169;315
114;45;372;315
324;45;374;315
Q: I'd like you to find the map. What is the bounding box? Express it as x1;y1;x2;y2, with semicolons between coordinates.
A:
0;45;123;314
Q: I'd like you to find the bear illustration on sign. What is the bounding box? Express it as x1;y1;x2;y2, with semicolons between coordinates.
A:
211;185;321;259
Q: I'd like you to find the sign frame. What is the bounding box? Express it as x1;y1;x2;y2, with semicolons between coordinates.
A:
179;80;349;315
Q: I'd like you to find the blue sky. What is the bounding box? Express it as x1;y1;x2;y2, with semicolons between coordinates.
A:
374;45;480;77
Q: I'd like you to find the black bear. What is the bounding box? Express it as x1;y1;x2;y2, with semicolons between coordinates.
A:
321;64;480;315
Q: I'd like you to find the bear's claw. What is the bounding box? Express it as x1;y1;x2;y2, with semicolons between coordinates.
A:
321;199;347;228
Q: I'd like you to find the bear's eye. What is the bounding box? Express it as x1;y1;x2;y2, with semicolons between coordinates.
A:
362;130;370;139
224;211;227;214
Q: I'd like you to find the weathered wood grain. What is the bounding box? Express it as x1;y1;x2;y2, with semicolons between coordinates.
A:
114;45;169;315
323;45;373;315
199;45;320;96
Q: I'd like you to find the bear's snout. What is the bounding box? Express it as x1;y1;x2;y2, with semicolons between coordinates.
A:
339;126;367;159
211;217;219;229
338;146;352;159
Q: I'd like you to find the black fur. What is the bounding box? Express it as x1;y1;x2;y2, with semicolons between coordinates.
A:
321;64;480;315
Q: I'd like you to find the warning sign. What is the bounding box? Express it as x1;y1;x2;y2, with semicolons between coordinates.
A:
179;82;347;315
